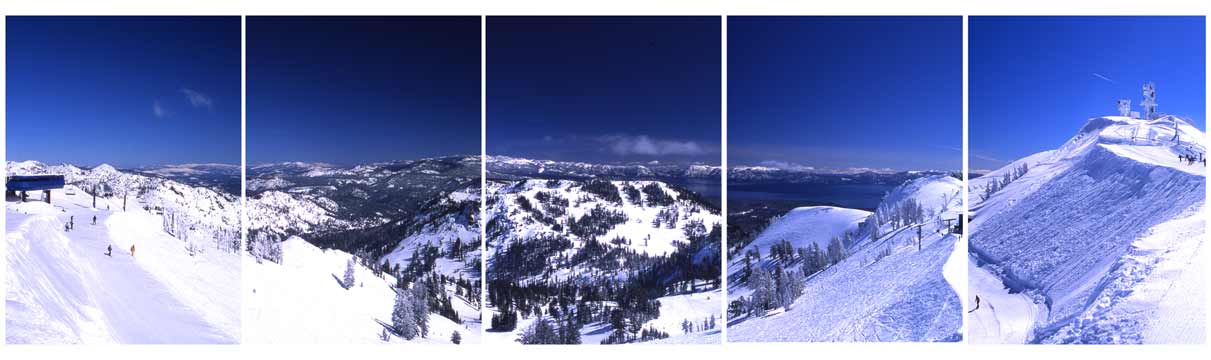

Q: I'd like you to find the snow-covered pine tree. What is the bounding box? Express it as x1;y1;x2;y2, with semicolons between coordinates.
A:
343;258;356;290
749;267;775;313
451;330;462;344
519;316;561;344
409;284;430;338
393;289;418;339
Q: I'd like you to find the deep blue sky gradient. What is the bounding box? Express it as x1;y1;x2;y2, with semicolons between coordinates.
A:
487;16;722;165
970;16;1206;170
728;16;963;172
247;16;481;165
7;16;241;167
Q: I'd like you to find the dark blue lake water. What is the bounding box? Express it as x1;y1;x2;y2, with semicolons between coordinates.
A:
728;183;893;211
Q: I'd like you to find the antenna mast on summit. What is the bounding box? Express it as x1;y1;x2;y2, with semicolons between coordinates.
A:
1117;99;1131;117
1141;82;1158;120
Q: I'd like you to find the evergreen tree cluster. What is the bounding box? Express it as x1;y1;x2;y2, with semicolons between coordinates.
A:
518;314;583;344
390;282;432;340
621;183;642;204
733;266;806;317
651;207;680;229
490;235;573;280
980;163;1029;201
679;315;717;334
567;204;628;239
581;179;622;205
247;229;284;264
640;183;674;207
873;197;926;230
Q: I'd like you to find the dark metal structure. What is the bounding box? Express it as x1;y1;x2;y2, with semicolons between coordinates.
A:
6;175;66;203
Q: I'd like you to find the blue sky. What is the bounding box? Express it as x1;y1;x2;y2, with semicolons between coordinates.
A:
247;16;481;165
487;16;722;165
729;16;963;172
971;16;1206;170
7;16;241;167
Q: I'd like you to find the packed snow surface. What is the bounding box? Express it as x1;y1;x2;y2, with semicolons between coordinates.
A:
728;175;964;342
6;186;240;344
968;116;1205;344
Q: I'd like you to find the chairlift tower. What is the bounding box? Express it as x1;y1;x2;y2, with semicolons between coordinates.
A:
1117;99;1131;117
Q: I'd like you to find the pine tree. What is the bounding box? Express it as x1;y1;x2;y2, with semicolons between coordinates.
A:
343;258;356;290
392;290;417;339
519;316;559;344
750;267;775;313
451;330;462;344
409;284;430;338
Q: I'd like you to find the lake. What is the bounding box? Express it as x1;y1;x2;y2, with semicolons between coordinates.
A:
728;182;894;211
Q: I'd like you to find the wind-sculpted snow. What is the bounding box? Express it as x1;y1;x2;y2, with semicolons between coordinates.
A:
728;175;964;342
969;115;1206;344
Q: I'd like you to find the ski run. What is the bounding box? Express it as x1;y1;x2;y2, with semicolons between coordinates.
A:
7;162;241;344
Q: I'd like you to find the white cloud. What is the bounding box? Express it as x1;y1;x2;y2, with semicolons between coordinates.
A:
599;135;708;156
153;101;168;118
179;88;214;109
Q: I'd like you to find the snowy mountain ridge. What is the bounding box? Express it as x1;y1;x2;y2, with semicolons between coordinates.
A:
968;115;1206;344
486;155;721;181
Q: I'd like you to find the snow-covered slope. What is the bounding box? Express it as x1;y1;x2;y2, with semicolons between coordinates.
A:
485;177;723;344
742;206;871;257
242;156;483;343
6;163;241;344
728;175;964;342
381;186;482;280
968;115;1206;344
488;179;719;261
243;237;480;344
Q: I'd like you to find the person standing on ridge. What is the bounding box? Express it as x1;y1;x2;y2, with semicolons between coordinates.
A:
130;244;136;257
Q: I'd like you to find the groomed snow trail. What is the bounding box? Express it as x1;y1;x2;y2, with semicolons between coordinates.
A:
6;190;238;344
727;176;964;342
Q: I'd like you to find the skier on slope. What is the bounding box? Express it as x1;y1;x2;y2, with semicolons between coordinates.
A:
106;245;112;257
92;215;97;225
130;244;136;257
967;295;981;313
